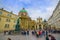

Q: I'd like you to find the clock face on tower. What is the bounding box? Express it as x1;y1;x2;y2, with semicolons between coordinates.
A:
23;13;26;16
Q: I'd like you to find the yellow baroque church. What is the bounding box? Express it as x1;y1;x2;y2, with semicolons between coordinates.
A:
0;8;44;32
18;8;33;30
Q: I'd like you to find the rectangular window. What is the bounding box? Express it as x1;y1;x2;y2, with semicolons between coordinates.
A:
5;24;9;28
0;11;2;15
6;19;10;22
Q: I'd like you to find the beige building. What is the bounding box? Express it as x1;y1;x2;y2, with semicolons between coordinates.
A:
48;1;60;29
36;17;43;30
0;8;18;32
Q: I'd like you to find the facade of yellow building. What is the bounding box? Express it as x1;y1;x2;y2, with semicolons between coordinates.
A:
0;8;44;32
0;8;37;32
0;8;18;32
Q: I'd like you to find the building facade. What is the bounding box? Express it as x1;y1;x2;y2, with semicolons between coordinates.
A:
0;8;37;32
0;8;45;32
18;8;33;30
0;8;18;32
48;1;60;30
36;17;43;30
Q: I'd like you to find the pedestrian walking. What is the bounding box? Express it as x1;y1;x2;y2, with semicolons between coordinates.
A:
46;35;49;40
42;30;45;36
48;35;56;40
36;31;39;37
27;30;29;35
32;31;34;35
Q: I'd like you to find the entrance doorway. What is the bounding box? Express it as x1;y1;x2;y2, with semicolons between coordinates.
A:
39;25;41;30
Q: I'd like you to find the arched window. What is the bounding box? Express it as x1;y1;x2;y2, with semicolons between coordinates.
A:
39;25;41;29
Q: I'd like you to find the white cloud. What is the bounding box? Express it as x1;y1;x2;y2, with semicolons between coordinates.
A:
16;0;59;20
25;0;59;20
26;5;56;20
0;0;59;20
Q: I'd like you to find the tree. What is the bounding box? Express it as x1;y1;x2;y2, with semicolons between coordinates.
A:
15;17;20;31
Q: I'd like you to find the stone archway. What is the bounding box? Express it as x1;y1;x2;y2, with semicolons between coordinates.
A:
31;26;34;30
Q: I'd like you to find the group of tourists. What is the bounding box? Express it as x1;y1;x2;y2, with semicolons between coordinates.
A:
32;30;46;37
46;34;56;40
31;30;56;40
7;30;56;40
21;30;29;35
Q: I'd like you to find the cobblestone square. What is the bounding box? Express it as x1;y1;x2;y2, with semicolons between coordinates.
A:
0;32;60;40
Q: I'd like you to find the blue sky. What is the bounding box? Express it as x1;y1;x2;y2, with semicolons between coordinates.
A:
0;0;59;20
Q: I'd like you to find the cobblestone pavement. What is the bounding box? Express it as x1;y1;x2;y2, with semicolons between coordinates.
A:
0;32;60;40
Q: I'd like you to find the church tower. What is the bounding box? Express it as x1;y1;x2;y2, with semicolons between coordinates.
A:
18;8;31;30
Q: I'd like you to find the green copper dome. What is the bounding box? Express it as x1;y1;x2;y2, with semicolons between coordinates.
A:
20;8;27;13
